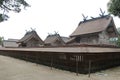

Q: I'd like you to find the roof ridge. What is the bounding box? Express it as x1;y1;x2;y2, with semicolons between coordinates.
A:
78;15;110;26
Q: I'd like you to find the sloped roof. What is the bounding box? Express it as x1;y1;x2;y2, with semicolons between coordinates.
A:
18;30;44;44
61;37;70;43
7;39;19;42
66;37;76;44
70;15;114;37
44;34;65;44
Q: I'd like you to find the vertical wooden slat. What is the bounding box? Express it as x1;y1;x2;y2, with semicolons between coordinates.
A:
35;52;38;64
50;54;53;70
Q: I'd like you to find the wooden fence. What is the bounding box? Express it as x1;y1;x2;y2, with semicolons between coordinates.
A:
0;49;120;74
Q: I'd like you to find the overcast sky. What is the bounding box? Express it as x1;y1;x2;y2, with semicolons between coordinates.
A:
0;0;120;40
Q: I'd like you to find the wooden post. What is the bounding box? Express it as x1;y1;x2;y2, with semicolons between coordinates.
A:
36;53;38;64
88;60;91;78
50;54;53;70
76;56;79;76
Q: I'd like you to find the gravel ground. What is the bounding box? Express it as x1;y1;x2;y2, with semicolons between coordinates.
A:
0;55;120;80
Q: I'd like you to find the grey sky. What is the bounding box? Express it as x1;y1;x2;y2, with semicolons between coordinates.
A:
0;0;119;40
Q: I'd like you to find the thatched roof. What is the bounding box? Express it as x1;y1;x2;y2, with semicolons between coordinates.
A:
70;15;118;37
18;30;44;44
61;37;70;43
44;34;66;45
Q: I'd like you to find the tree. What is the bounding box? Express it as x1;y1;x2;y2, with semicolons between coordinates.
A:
116;27;120;47
116;37;120;47
109;27;120;47
0;0;29;22
108;0;120;17
0;36;3;45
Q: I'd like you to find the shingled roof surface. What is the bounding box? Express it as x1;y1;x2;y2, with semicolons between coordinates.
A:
70;16;113;37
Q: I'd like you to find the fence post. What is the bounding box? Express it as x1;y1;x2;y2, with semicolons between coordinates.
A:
76;55;79;76
88;60;91;78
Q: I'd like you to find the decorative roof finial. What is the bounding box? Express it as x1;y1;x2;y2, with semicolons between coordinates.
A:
54;31;59;35
99;8;105;17
30;27;36;31
82;14;88;21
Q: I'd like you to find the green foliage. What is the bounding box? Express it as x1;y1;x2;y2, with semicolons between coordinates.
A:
116;27;120;47
0;14;4;22
109;27;120;47
108;0;120;17
0;36;3;45
116;37;120;47
0;0;29;22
